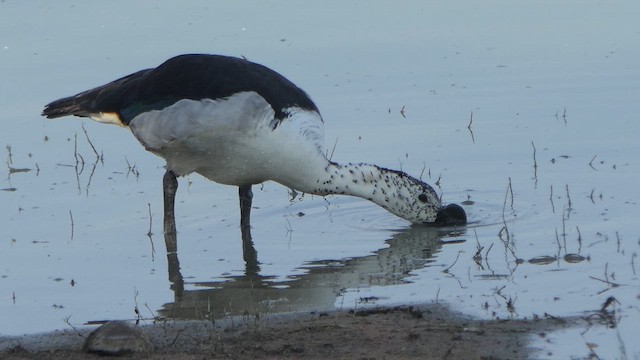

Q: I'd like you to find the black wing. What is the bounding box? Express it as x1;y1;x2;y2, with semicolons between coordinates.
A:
42;54;319;124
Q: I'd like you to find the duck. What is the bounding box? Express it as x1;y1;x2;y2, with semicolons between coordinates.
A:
42;54;466;234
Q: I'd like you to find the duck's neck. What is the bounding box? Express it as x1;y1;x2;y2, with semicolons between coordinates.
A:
277;160;441;223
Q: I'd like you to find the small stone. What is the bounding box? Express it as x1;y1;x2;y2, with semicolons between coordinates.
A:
83;321;153;355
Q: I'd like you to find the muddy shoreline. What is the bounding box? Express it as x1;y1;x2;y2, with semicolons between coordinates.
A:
1;303;579;359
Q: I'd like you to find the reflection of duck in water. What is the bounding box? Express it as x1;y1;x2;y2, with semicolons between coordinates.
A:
42;54;466;237
159;226;464;320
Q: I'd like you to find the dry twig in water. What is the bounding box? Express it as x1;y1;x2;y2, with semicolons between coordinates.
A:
467;111;475;143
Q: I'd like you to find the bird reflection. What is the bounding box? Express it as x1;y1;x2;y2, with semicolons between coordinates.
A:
159;219;465;321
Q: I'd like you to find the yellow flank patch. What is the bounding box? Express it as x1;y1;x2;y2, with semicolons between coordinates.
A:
92;112;125;126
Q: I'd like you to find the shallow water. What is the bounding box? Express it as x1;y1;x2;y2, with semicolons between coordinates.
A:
1;1;639;358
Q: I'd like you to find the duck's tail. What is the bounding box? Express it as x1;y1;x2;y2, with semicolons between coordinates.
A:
42;93;94;119
41;68;150;125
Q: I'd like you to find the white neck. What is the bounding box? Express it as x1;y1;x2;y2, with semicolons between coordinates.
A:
275;160;442;224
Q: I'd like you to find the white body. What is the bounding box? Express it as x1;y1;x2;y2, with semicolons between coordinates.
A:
129;92;326;191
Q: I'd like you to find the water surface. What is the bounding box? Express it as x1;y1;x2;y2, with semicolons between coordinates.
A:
1;2;639;358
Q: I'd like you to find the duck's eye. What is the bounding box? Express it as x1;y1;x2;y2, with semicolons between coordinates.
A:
418;194;429;203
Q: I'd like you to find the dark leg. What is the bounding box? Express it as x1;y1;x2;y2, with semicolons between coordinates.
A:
163;169;183;299
239;185;259;276
163;170;179;251
238;185;253;229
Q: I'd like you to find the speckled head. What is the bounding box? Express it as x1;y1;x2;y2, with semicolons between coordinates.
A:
355;166;451;225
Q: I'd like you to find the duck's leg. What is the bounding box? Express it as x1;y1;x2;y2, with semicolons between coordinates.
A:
239;185;253;229
238;185;259;275
163;170;179;250
163;169;184;298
